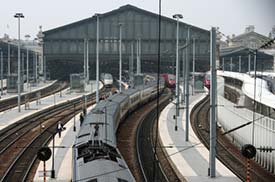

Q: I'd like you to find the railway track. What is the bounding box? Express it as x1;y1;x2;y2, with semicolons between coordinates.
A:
0;87;110;182
0;81;68;112
190;94;275;182
117;89;180;182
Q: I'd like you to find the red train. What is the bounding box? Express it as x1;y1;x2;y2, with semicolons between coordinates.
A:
162;74;176;88
203;72;210;90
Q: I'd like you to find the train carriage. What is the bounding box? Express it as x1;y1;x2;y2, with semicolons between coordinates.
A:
73;76;165;182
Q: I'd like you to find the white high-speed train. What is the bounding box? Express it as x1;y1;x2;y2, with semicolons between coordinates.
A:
72;79;165;182
100;73;113;87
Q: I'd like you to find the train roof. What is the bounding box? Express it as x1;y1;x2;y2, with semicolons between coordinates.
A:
218;71;275;109
75;100;117;147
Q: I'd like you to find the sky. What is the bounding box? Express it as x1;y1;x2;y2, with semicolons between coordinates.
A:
1;0;274;40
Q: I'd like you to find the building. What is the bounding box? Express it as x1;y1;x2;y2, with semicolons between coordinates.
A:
220;26;274;72
43;4;211;80
0;38;39;80
269;26;275;39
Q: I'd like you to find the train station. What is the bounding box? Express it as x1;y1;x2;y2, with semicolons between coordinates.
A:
0;1;275;182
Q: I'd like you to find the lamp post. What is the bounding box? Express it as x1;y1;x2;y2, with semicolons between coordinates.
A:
37;26;45;82
172;14;183;131
209;27;217;178
192;38;195;95
7;39;11;76
0;50;3;95
14;13;24;112
25;34;31;86
95;14;100;103
119;23;123;93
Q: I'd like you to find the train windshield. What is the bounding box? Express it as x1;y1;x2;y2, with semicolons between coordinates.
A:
168;74;175;80
205;74;210;80
105;74;112;79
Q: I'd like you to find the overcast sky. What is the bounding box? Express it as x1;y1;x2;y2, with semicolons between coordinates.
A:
1;0;274;40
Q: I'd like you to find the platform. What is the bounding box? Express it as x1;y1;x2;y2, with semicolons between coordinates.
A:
0;80;56;101
32;106;95;182
0;81;102;130
158;90;241;182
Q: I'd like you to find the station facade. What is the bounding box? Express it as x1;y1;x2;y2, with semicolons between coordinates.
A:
220;28;274;72
43;4;210;79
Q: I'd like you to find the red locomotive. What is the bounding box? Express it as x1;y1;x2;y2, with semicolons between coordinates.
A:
162;74;176;88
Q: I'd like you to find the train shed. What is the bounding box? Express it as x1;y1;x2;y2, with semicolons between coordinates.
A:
43;4;210;79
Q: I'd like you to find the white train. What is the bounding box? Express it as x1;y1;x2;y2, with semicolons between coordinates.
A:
217;71;275;174
100;73;113;87
72;79;165;182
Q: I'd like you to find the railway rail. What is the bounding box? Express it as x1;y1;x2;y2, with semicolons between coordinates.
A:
0;87;109;182
0;81;68;112
190;93;275;182
117;89;180;182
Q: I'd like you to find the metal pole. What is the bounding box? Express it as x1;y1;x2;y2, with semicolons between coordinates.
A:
252;52;257;145
51;134;55;178
105;106;107;142
254;54;257;71
248;54;251;75
74;104;76;131
185;27;190;141
87;39;89;83
41;42;44;82
175;17;180;131
136;39;138;74
22;53;24;83
8;43;10;76
83;39;86;80
130;43;134;84
230;57;233;72
119;23;122;93
192;38;195;95
181;48;185;104
138;38;141;74
44;55;46;82
17;16;22;112
96;15;99;103
239;56;241;73
35;53;38;84
0;51;3;95
222;57;224;71
209;27;217;177
27;48;29;86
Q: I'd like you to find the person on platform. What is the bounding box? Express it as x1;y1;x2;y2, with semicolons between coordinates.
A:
57;121;63;138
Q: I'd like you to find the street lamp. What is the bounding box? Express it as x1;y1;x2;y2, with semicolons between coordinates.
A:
172;14;183;131
119;23;123;93
14;13;24;112
37;26;45;82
